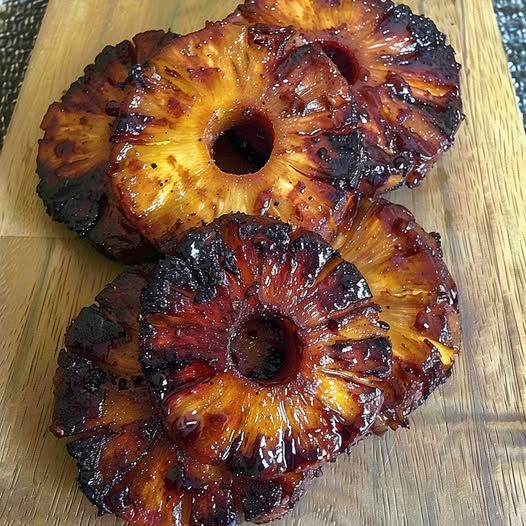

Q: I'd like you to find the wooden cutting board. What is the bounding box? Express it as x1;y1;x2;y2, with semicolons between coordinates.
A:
0;1;525;525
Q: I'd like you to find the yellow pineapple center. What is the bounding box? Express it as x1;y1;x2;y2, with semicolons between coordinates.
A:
211;110;274;175
229;314;301;385
321;42;359;85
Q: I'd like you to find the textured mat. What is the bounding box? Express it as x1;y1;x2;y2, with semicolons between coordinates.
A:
495;0;526;128
0;0;524;148
0;0;47;147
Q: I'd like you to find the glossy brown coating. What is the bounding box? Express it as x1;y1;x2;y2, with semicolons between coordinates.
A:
52;266;313;525
37;31;177;263
67;426;315;525
109;22;361;250
140;214;390;477
52;209;461;523
233;0;464;193
332;198;461;429
51;266;155;438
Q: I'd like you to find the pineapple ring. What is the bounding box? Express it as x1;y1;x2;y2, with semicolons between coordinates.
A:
37;31;176;263
233;0;463;193
52;267;314;526
141;208;460;476
52;208;460;521
332;198;461;430
109;22;362;250
141;214;391;477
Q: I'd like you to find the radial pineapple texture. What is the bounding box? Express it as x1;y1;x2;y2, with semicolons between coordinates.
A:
52;266;314;525
47;1;463;522
52;209;460;523
140;214;392;477
234;0;463;193
109;22;364;249
332;198;461;429
37;31;177;263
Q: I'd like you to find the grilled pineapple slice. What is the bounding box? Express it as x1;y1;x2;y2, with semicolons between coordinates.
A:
37;31;176;262
234;0;463;193
109;22;365;250
52;267;313;525
52;208;461;523
141;208;460;475
140;214;391;477
332;198;461;429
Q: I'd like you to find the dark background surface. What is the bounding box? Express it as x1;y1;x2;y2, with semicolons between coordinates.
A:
0;0;524;148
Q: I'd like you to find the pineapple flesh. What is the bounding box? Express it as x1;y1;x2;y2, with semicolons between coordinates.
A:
109;22;365;250
332;198;461;429
37;31;176;263
140;214;392;478
234;0;463;193
52;267;313;526
52;207;460;524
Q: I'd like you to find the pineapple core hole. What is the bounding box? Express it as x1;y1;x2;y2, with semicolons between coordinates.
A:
230;314;301;384
321;43;359;85
212;112;274;175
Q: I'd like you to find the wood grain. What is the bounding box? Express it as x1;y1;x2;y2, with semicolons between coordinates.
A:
0;0;525;525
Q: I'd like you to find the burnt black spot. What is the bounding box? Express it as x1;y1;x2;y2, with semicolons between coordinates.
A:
240;479;283;521
290;232;337;287
378;5;462;96
125;64;153;91
65;306;127;362
36;167;104;238
106;484;132;516
165;462;211;492
67;422;158;514
191;486;239;526
318;131;369;192
380;5;445;51
67;433;113;512
111;112;153;142
227;436;268;476
226;217;290;277
52;351;110;436
313;261;372;317
238;219;292;255
144;225;239;308
420;101;463;139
